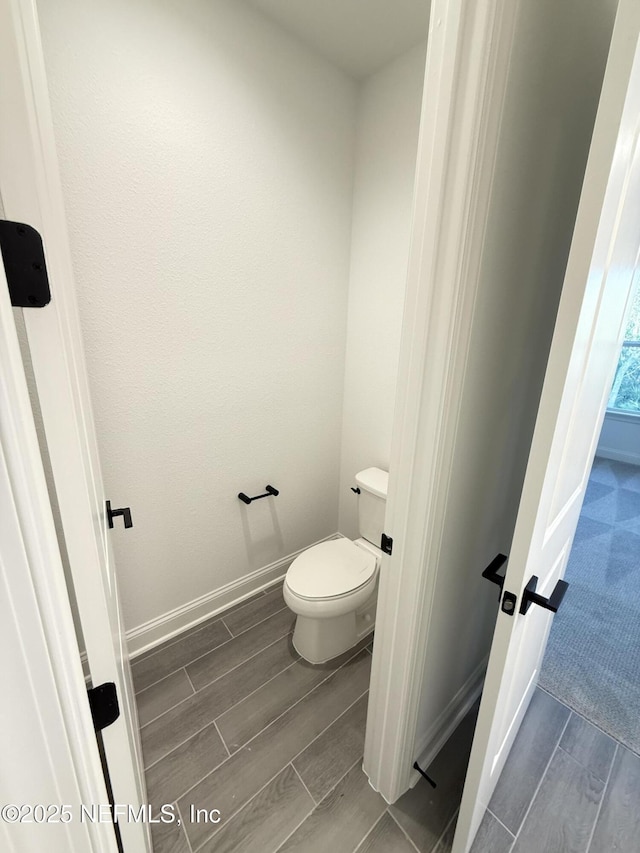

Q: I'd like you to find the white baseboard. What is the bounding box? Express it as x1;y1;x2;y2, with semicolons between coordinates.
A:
595;448;640;465
411;655;488;787
126;533;341;659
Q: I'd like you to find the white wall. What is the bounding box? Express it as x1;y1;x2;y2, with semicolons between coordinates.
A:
37;0;358;633
597;412;640;465
413;0;618;757
338;45;426;538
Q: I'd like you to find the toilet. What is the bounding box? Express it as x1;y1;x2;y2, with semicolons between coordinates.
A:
283;467;388;664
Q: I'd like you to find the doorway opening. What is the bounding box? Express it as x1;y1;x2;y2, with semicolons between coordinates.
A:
539;281;640;753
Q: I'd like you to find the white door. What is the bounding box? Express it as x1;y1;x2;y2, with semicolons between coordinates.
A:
454;1;640;849
0;3;150;851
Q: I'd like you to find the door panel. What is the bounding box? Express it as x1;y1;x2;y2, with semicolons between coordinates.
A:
453;0;640;849
0;2;150;850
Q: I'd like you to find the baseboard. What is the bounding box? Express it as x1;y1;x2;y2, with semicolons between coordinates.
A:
411;655;488;786
126;533;342;658
595;448;640;465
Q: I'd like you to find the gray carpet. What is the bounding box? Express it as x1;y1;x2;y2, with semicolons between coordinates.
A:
540;456;640;755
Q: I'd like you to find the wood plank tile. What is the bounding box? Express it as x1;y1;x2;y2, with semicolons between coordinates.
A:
186;607;295;691
196;765;314;853
489;689;570;835
145;721;228;807
179;649;372;851
132;590;266;665
132;620;231;693
432;812;457;853
390;703;478;853
221;586;286;636
589;746;640;853
278;760;386;853
293;693;369;802
216;641;366;753
469;811;513;853
356;813;418;853
149;810;191;853
136;670;194;728
142;635;298;767
512;748;603;853
560;714;616;782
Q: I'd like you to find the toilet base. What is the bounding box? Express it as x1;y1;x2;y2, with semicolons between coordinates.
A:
292;593;376;664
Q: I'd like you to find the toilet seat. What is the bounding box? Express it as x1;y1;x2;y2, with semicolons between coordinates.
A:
286;538;376;600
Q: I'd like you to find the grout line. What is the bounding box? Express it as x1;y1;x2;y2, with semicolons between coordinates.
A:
140;632;298;764
180;688;370;851
585;743;617;853
143;651;300;771
352;811;387;853
174;801;193;853
213;718;231;758
136;670;195;730
386;808;422;853
184;666;196;694
486;806;515;839
212;657;302;739
290;763;318;806
133;588;273;663
556;743;611;782
509;712;572;839
433;807;458;852
133;619;234;693
188;627;294;694
177;606;290;689
140;614;291;699
536;686;630;755
134;588;288;695
268;768;320;852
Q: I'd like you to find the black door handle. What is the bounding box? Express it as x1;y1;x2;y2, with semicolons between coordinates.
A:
481;554;508;592
106;500;133;529
520;575;568;615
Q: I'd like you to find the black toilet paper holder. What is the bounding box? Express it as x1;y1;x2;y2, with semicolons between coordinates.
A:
238;485;279;505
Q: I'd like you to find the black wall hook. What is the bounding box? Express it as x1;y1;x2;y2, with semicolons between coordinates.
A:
106;500;133;529
238;485;279;505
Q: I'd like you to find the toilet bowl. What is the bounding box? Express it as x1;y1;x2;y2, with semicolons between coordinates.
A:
284;467;388;664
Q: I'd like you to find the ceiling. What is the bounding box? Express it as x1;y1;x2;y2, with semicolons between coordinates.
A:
244;0;431;80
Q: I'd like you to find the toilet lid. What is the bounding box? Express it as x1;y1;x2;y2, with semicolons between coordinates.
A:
286;539;377;600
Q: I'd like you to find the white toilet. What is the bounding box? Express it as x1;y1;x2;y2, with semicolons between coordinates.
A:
283;467;388;664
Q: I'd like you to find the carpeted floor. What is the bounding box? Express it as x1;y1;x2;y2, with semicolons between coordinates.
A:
540;456;640;756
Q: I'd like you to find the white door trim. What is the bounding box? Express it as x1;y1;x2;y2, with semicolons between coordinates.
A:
0;0;149;847
0;260;117;851
365;0;518;801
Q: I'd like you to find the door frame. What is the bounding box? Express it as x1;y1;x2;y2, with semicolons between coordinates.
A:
0;0;149;847
365;0;521;800
0;254;117;851
0;0;583;812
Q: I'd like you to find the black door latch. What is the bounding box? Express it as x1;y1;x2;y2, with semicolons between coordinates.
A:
520;575;569;615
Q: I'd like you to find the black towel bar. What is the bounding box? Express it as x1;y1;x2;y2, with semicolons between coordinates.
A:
238;485;279;505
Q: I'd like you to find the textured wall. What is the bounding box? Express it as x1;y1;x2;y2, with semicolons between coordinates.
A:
338;45;425;538
413;0;619;748
37;0;358;631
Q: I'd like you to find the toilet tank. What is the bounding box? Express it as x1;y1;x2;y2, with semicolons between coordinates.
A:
355;467;389;547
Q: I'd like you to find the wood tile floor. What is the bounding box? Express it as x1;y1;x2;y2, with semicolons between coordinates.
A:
133;583;638;853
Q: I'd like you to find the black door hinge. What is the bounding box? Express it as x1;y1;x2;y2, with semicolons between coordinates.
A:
88;682;120;732
0;221;51;307
381;533;393;555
